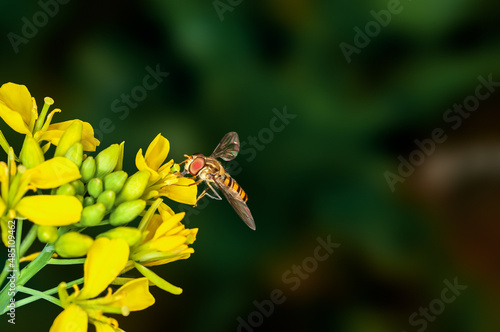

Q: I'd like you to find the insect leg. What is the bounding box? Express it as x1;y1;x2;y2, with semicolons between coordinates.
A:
194;187;209;207
194;182;222;206
205;182;222;200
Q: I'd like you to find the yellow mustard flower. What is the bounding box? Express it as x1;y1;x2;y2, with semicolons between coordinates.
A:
50;304;88;332
0;149;83;246
0;82;99;151
52;237;155;332
124;202;198;294
136;133;197;204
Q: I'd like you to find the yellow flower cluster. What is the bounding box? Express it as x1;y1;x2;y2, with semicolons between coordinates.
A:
0;83;199;331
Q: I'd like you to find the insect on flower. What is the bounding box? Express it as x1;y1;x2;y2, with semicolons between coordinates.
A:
181;132;256;230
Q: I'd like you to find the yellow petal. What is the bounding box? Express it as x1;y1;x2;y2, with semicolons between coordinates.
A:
94;321;123;332
143;214;162;243
141;250;193;267
135;148;159;182
0;100;30;134
108;278;155;311
153;213;185;240
151;235;186;252
114;141;125;171
16;195;82;226
157;159;174;179
0;83;33;127
25;157;81;189
79;238;129;300
49;304;88;332
159;178;197;205
144;134;170;171
44;120;100;151
186;228;198;244
158;203;174;218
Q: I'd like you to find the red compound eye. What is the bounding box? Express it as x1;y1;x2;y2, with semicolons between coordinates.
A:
189;157;205;175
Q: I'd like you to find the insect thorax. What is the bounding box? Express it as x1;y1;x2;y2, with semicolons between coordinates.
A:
198;158;224;181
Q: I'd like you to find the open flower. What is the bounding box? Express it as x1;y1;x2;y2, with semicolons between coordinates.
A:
123;201;198;294
136;134;197;204
51;237;155;332
0;150;82;246
0;82;99;151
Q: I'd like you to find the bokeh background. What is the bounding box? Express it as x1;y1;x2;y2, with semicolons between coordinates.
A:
1;0;500;331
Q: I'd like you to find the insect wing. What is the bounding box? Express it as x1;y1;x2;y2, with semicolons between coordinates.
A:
211;132;240;161
214;177;256;230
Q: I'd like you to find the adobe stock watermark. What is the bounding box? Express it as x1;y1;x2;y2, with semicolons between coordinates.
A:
384;74;500;192
212;0;243;22
93;64;169;143
340;0;408;64
7;0;71;54
402;277;467;332
178;105;296;225
236;235;340;331
4;220;17;325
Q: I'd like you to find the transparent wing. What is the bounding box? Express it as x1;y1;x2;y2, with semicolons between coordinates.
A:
211;132;240;161
214;177;256;230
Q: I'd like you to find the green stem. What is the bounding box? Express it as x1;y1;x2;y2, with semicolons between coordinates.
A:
0;225;73;313
0;219;24;314
0;243;54;313
14;219;21;275
48;258;86;265
16;286;61;307
19;224;37;258
0;261;10;288
0;223;36;289
3;277;83;312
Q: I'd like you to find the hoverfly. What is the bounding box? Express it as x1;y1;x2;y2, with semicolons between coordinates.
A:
182;132;255;230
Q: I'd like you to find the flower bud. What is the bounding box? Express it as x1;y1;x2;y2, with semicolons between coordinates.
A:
54;232;94;258
37;226;58;243
80;156;96;182
83;196;95;207
79;203;107;226
71;180;85;195
65;143;83;167
104;171;128;193
55;121;83;157
97;190;115;211
56;183;76;196
76;195;84;204
115;170;150;205
170;164;180;173
88;178;103;199
110;199;146;226
95;144;120;178
20;136;45;169
97;227;141;247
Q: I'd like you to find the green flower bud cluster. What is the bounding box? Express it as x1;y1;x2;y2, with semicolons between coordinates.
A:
74;144;150;228
50;129;149;254
42;122;151;258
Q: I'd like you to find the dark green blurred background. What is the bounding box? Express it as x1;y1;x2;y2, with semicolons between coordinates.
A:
1;0;500;331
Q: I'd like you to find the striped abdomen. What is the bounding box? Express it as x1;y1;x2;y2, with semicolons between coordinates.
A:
220;173;248;202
